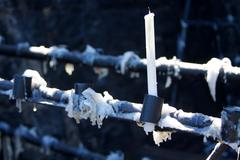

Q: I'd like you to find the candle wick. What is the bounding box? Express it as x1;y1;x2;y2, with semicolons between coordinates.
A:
148;6;151;13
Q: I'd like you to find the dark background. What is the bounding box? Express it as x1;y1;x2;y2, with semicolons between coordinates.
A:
0;0;239;159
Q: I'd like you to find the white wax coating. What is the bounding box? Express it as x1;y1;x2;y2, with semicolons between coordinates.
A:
144;13;158;96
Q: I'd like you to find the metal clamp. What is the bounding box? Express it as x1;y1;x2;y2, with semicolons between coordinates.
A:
74;83;93;95
140;94;163;123
221;107;240;145
13;75;32;99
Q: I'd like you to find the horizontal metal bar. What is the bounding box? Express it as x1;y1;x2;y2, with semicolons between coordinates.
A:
0;121;105;159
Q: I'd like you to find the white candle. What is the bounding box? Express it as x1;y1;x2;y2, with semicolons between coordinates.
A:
143;12;158;134
144;12;158;97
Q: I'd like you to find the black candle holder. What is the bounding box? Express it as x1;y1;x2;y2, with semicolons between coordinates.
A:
74;83;93;95
221;107;240;144
140;94;163;123
13;75;32;99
